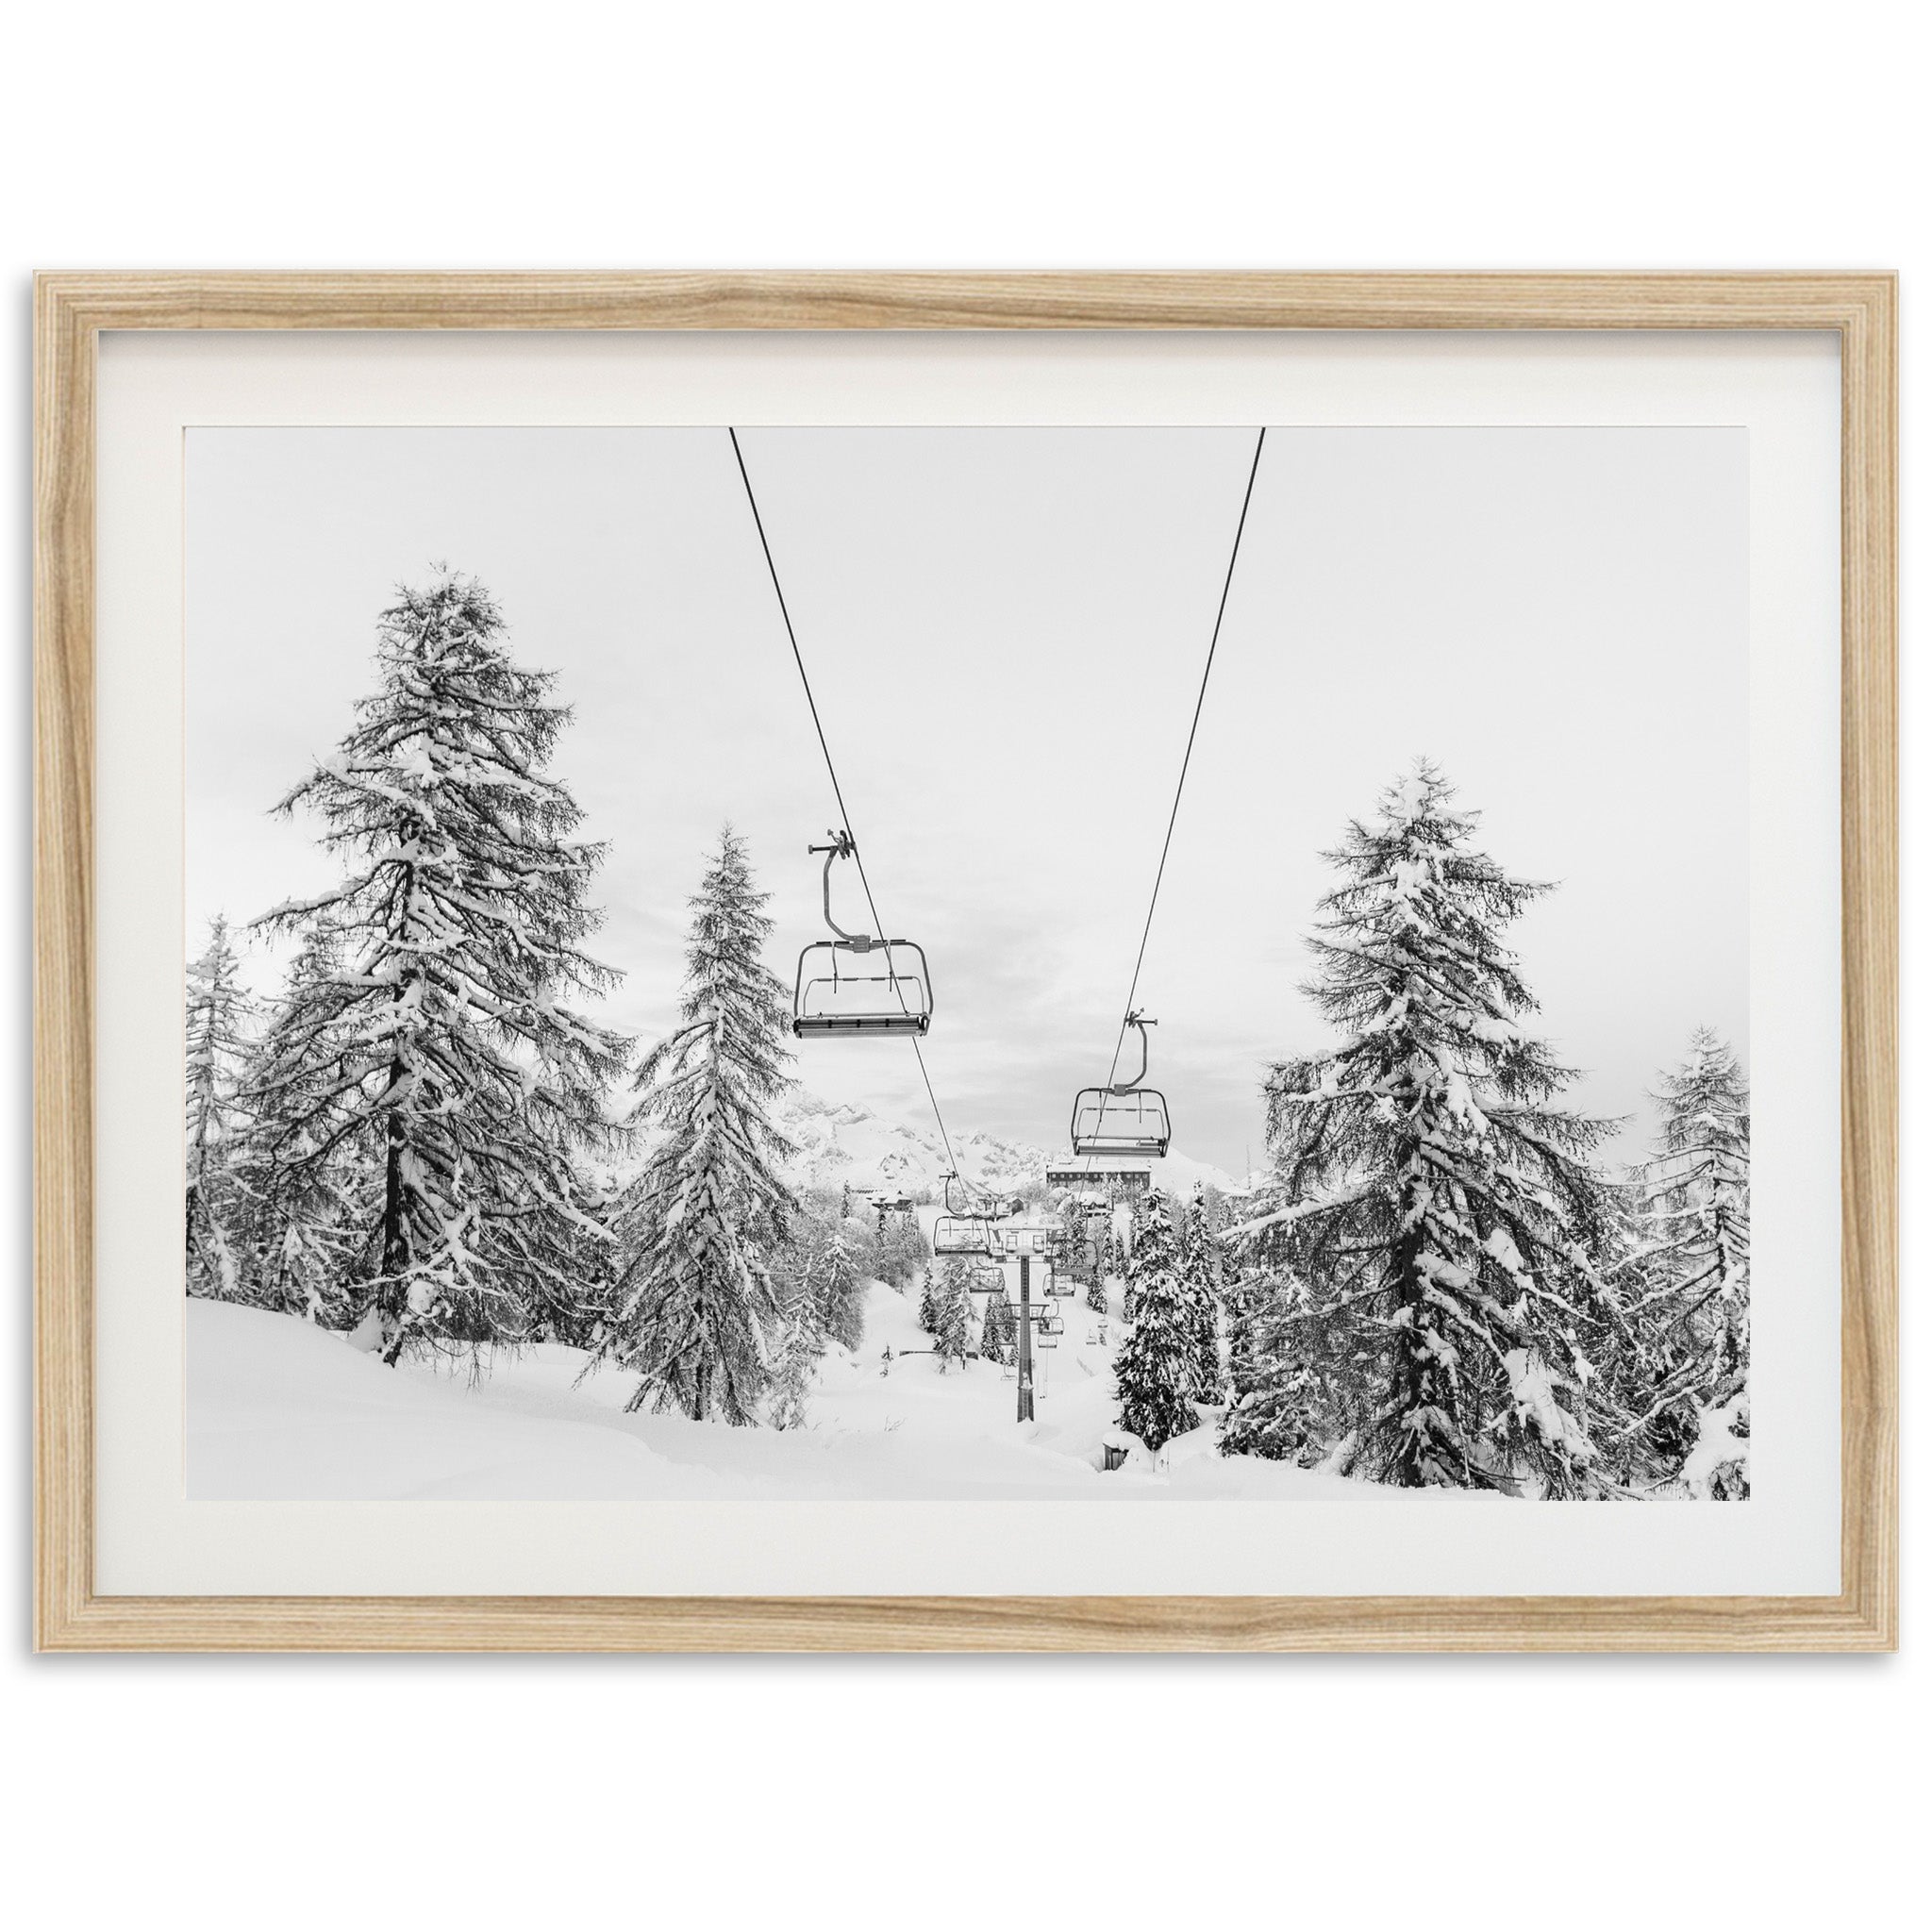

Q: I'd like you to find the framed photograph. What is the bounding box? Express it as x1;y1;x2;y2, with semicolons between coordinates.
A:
34;274;1896;1651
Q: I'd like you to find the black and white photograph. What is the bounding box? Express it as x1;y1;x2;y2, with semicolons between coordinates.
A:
182;424;1750;1503
11;2;1920;1922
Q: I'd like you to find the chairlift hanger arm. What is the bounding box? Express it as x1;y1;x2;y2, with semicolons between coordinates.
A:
808;830;874;948
1109;1011;1156;1095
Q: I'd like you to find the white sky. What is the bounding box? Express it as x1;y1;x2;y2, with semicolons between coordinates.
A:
186;425;1747;1174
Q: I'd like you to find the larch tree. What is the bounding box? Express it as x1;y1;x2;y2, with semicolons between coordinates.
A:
591;827;800;1424
1239;765;1628;1496
253;572;630;1361
1616;1028;1751;1491
230;923;372;1322
1114;1190;1201;1454
185;914;256;1300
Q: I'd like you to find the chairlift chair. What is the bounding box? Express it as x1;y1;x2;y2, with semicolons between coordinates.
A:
933;1215;995;1257
933;1170;999;1257
1069;1011;1172;1158
791;832;933;1039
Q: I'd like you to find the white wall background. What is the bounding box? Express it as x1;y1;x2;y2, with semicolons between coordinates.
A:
3;5;1920;1929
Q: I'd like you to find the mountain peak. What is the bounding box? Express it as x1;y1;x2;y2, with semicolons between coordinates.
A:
770;1087;1240;1198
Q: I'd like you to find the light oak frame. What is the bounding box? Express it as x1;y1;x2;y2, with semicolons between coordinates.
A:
33;274;1898;1651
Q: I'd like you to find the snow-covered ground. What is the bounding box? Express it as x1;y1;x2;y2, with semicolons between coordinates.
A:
187;1283;1375;1502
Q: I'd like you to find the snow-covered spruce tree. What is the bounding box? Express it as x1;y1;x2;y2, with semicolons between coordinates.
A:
1615;1029;1751;1491
1114;1190;1201;1454
185;915;256;1301
1177;1184;1225;1402
776;1196;869;1354
1219;1268;1325;1461
1241;765;1628;1496
228;923;373;1322
980;1282;1015;1360
529;1159;626;1348
916;1265;941;1336
1060;1206;1105;1288
874;1214;930;1291
932;1257;974;1370
766;1307;820;1430
593;827;800;1424
253;574;630;1361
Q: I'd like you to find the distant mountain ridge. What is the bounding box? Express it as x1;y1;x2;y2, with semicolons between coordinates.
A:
771;1089;1245;1199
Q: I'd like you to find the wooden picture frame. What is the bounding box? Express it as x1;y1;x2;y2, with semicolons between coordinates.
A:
33;273;1897;1652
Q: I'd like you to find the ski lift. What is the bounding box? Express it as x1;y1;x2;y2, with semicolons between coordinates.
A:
1069;1011;1171;1158
934;1175;997;1257
943;1170;991;1217
934;1216;995;1257
791;832;933;1039
968;1261;1005;1295
992;1221;1057;1260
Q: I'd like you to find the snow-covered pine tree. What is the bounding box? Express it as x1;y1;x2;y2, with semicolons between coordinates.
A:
229;923;372;1321
594;826;800;1424
185;915;256;1300
1085;1274;1108;1316
1616;1028;1751;1491
778;1201;869;1353
1218;1268;1324;1461
253;574;630;1361
1177;1184;1225;1402
1241;765;1627;1496
874;1213;929;1290
916;1265;941;1336
980;1282;1015;1360
766;1309;819;1430
529;1159;625;1347
1114;1190;1200;1453
932;1257;974;1370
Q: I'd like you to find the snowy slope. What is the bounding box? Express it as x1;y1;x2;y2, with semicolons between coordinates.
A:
187;1295;1375;1502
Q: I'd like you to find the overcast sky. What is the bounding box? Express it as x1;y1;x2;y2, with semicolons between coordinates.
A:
186;425;1747;1174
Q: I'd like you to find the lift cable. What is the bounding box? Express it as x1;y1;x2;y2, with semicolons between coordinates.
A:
727;427;970;1191
1102;426;1268;1094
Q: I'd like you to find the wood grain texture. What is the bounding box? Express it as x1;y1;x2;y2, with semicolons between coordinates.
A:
31;273;1899;1653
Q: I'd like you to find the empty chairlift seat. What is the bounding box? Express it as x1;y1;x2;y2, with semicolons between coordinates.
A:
793;937;933;1037
1068;1011;1172;1158
933;1215;996;1257
791;831;933;1040
1068;1086;1171;1158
